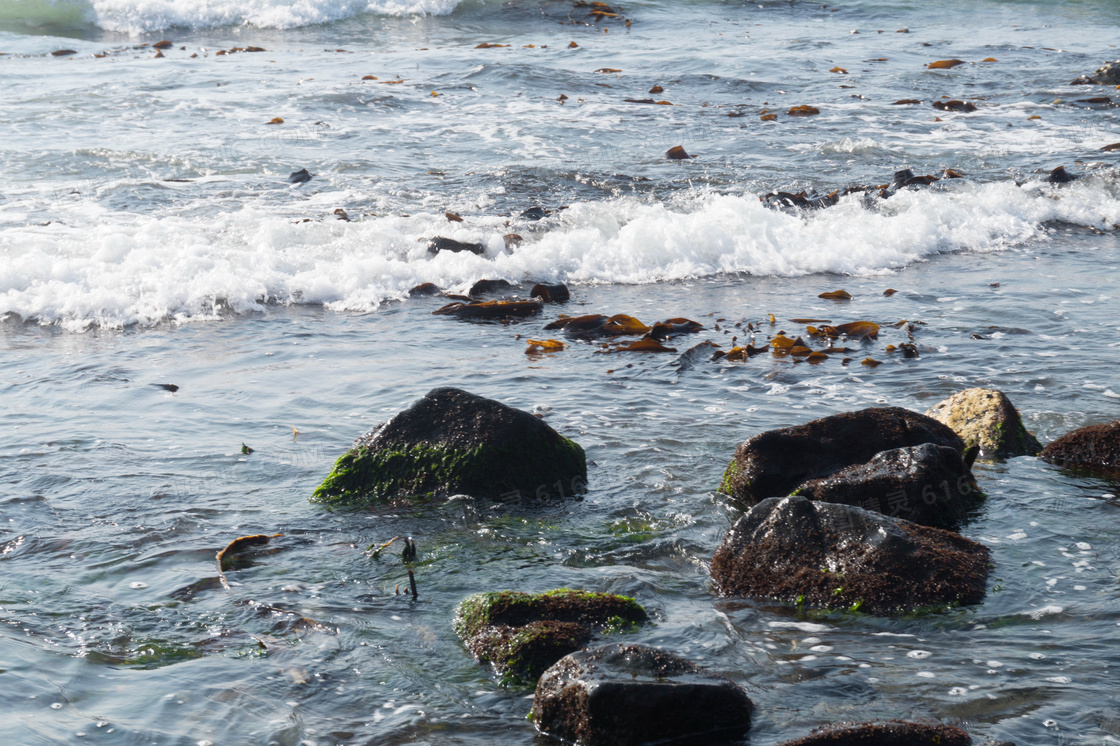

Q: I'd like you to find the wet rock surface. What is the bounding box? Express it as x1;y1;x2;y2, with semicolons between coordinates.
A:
1040;419;1120;476
453;590;648;685
532;643;753;746
311;387;586;505
791;443;982;528
427;236;486;255
468;278;517;296
530;282;570;302
775;720;972;745
719;407;965;505
710;496;990;615
407;282;441;297
925;388;1042;458
1077;60;1120;85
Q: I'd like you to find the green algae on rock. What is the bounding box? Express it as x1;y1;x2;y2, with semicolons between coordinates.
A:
925;387;1042;459
311;387;587;506
453;589;648;686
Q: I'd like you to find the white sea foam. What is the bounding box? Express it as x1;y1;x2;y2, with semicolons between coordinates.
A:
3;0;463;33
2;178;1118;330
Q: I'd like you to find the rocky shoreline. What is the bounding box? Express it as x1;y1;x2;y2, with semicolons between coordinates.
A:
307;379;1116;744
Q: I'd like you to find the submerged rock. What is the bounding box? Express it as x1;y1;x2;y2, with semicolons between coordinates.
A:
1040;419;1120;476
287;168;312;185
454;590;647;685
532;643;753;746
1077;60;1120;85
468;278;517;296
925;388;1042;458
408;282;441;297
719;407;965;505
520;206;551;220
776;720;972;745
710;496;990;615
312;388;586;505
791;443;982;528
1048;165;1078;184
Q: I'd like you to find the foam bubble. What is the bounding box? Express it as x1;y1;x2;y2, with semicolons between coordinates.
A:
907;650;932;659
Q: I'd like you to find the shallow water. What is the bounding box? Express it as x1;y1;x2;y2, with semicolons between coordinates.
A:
5;232;1120;744
2;0;1120;743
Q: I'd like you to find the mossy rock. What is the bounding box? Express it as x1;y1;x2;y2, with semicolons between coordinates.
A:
925;388;1041;459
711;496;990;616
312;387;587;506
468;621;592;686
453;589;649;686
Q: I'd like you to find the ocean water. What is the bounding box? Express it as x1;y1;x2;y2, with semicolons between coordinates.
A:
1;0;1119;743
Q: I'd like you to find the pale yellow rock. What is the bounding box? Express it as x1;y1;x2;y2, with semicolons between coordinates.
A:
925;388;1041;459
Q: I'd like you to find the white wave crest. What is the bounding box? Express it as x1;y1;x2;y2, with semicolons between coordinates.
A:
4;0;463;33
2;179;1117;330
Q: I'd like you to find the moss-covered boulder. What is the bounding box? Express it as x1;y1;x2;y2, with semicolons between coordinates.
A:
719;407;965;505
710;496;990;615
532;643;753;746
925;388;1041;459
312;387;586;505
1040;419;1120;477
790;443;983;529
453;589;648;686
776;720;972;745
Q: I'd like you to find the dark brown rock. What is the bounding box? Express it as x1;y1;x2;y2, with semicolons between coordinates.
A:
532;644;753;746
530;283;570;302
408;282;441;297
1040;419;1120;476
1047;165;1078;184
791;443;982;528
718;407;965;505
468;278;516;296
776;720;971;745
427;236;485;255
710;495;990;615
